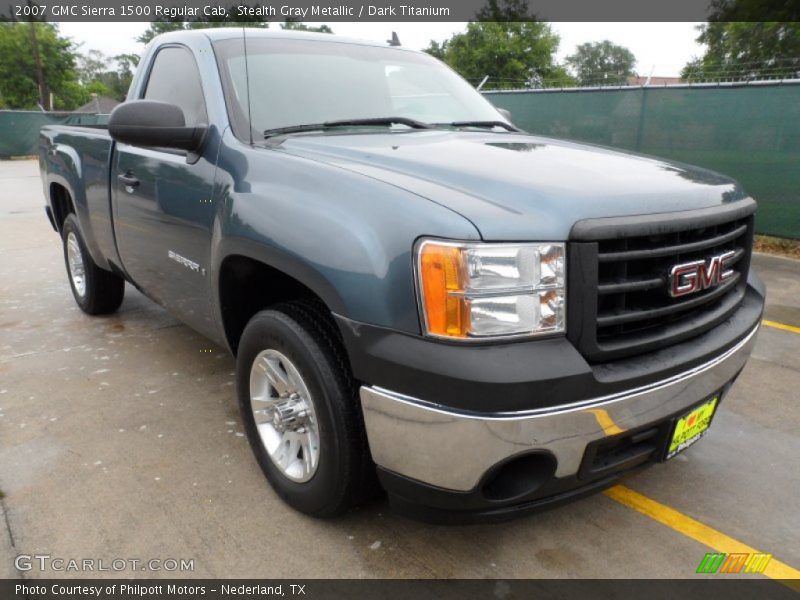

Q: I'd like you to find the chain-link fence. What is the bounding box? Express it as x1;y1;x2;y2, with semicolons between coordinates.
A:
3;84;798;239
485;81;800;239
471;58;800;90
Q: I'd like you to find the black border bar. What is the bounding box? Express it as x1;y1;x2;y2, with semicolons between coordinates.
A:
2;0;798;23
4;579;800;600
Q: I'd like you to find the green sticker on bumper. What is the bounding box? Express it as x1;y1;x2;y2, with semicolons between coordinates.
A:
667;396;719;459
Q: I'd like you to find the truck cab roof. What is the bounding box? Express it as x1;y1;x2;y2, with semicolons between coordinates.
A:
150;27;414;52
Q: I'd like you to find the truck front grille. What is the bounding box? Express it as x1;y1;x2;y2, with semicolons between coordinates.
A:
568;201;756;362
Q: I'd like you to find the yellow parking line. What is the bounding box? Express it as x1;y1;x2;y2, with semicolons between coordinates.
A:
763;319;800;335
605;485;800;589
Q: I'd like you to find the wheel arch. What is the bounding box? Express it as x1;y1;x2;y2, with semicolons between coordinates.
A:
49;181;76;233
214;243;349;356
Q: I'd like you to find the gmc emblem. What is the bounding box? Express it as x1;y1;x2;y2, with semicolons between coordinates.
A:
669;250;736;298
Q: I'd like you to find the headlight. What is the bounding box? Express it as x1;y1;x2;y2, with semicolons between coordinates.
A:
415;240;566;340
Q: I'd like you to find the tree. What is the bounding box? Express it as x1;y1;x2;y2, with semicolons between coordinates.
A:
70;49;135;102
681;2;800;81
422;39;448;61
431;21;571;89
69;47;140;104
475;0;536;21
111;53;140;99
281;20;333;33
422;0;572;89
136;22;185;44
76;49;108;86
115;52;140;71
565;41;636;86
0;22;82;109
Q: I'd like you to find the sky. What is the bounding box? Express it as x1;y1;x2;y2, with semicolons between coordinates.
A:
58;21;705;77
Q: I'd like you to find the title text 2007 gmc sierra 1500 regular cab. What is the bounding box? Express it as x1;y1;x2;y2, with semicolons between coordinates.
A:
40;29;765;522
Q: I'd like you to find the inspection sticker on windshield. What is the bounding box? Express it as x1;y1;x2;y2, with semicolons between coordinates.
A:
666;396;719;459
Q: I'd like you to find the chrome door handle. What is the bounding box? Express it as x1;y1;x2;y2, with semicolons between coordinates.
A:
117;172;140;188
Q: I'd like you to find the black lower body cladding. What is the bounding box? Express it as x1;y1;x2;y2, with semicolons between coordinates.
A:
335;273;764;415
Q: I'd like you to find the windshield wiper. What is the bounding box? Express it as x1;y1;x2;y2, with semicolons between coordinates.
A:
439;121;520;132
264;117;433;139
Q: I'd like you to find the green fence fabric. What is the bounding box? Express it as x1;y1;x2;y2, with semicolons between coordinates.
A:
0;111;107;158
485;83;800;239
3;86;798;238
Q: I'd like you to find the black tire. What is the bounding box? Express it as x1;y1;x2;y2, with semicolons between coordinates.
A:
62;214;125;315
236;300;377;517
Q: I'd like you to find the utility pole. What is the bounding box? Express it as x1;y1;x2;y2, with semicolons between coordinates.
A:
27;2;48;110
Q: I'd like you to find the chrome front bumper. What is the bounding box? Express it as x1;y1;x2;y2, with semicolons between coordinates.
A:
359;325;759;492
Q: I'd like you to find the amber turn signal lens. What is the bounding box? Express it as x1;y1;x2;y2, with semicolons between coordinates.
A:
418;243;470;337
416;240;566;340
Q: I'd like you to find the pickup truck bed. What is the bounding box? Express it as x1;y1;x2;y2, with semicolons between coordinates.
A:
42;126;117;270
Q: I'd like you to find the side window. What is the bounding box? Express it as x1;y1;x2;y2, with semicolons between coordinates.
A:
144;47;207;127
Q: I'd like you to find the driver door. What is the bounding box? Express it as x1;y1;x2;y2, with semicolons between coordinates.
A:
111;44;218;338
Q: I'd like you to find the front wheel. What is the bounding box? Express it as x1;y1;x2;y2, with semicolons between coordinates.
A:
62;214;125;315
236;300;376;517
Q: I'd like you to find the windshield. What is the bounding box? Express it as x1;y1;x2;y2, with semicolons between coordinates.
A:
212;36;508;140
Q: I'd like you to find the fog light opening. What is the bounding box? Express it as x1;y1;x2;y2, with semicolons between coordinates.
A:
481;452;557;502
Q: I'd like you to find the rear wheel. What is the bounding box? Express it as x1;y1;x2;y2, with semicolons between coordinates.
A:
236;300;376;517
62;214;125;315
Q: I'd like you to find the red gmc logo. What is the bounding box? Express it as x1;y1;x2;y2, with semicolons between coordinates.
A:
669;251;737;298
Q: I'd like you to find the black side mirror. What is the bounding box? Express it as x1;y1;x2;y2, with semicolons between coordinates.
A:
109;100;206;152
497;108;513;122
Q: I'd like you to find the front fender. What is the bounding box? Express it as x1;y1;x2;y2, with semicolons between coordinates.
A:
210;134;481;337
212;234;350;318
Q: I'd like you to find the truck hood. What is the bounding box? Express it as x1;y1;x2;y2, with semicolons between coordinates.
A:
278;131;747;240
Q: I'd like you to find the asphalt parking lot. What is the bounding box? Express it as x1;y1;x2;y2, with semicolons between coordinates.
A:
1;159;798;582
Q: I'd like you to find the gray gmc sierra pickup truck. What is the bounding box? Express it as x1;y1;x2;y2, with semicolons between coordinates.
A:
39;29;765;522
